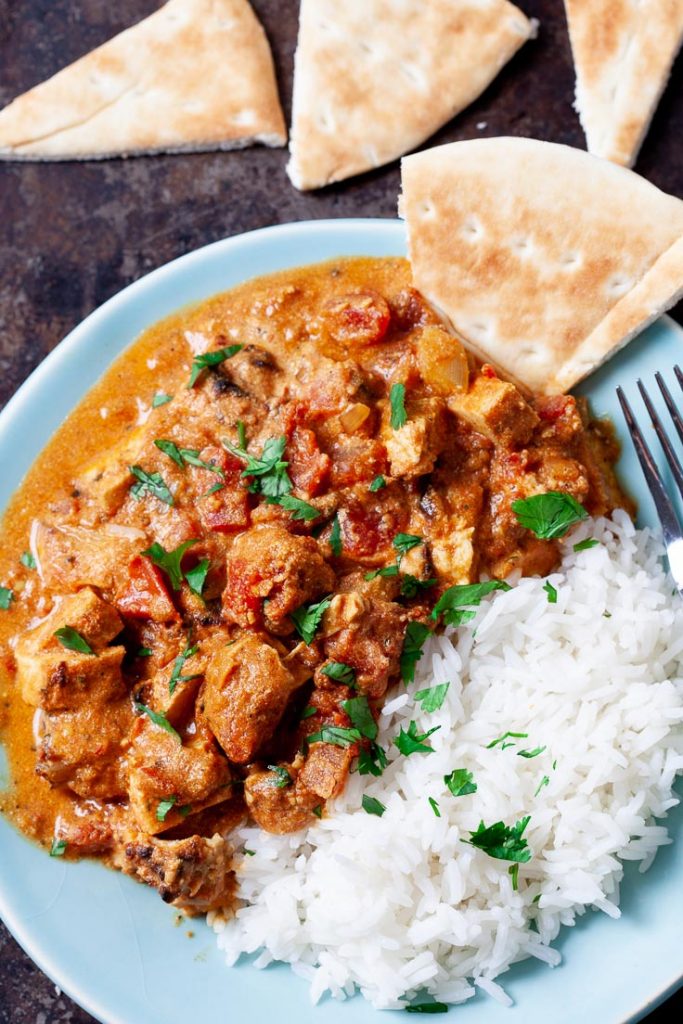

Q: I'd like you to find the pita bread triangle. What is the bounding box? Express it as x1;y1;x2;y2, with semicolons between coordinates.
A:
287;0;536;191
0;0;286;161
400;138;683;395
564;0;683;167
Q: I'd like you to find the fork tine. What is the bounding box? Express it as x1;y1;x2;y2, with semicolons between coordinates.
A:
637;378;683;503
674;364;683;396
616;386;683;548
655;371;683;448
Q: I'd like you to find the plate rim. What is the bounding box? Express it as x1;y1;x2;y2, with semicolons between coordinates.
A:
1;217;682;1024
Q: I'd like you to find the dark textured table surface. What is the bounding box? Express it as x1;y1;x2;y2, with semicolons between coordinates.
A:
0;1;682;1021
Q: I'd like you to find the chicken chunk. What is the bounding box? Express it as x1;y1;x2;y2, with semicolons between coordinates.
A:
202;632;305;763
449;372;539;448
244;766;320;834
298;742;354;800
222;524;334;631
420;480;484;585
383;397;448;478
114;832;233;914
32;521;141;593
37;698;132;799
324;590;406;698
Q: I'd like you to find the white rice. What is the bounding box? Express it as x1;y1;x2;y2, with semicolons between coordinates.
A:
209;510;683;1009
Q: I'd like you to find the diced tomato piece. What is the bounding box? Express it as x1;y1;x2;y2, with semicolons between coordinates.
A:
337;495;406;562
329;438;386;488
322;291;391;347
116;556;179;623
481;363;498;379
222;558;264;628
535;395;574;423
194;445;251;534
287;426;330;497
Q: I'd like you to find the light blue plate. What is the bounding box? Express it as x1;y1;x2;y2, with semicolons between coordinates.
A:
1;219;682;1024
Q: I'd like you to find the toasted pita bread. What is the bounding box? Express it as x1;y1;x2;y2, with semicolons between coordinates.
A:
400;137;683;394
0;0;286;161
287;0;536;191
564;0;683;167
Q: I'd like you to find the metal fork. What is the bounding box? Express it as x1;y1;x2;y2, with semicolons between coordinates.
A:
617;366;683;591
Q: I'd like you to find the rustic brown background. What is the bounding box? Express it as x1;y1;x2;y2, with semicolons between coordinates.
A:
0;1;682;1021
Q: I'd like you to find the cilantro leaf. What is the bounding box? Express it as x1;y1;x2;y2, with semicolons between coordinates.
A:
290;595;332;644
237;420;247;449
141;539;197;592
400;621;431;683
463;815;532;863
395;720;440;756
364;564;399;581
573;538;600;552
428;796;441;818
129;465;174;506
486;731;528;749
369;475;386;492
154;438;185;468
188;344;243;388
184;558;210;597
512;491;588;540
156;796;177;822
362;794;386;817
20;551;36;570
306;725;361;749
321;661;356;686
389;382;408;429
534;775;550;797
267;764;293;788
223;435;292;499
358;741;388;777
312;805;323;819
444;768;477;797
168;642;201;695
54;626;95;655
134;701;182;744
431;580;511;627
414;682;450;713
137;647;153;657
152;392;173;408
274;494;320;521
329;514;342;556
342;695;377;740
0;587;14;610
509;863;520;890
517;746;546;759
400;575;437;598
393;533;422;559
543;581;557;604
300;705;317;720
50;838;67;857
404;1002;449;1014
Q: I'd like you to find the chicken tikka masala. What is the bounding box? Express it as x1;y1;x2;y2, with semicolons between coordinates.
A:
0;257;628;915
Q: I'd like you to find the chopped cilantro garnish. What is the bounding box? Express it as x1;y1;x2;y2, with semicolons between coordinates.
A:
395;720;440;756
154;439;225;478
400;575;437;598
137;647;153;658
156;796;177;822
404;1002;449;1014
54;626;95;655
534;775;550;797
184;558;210;598
312;805;323;819
444;768;477;797
329;514;342;556
321;661;356;686
267;764;293;788
20;551;36;570
362;794;386;817
223;435;292;499
275;494;320;521
203;481;225;497
141;539;197;592
244;848;256;856
512;491;588;540
364;564;399;582
428;796;441;818
509;863;520;890
236;420;247;449
518;746;546;759
290;595;332;644
134;701;182;744
369;475;386;492
486;731;528;749
306;725;361;749
393;533;422;559
342;694;377;740
414;682;450;713
300;705;317;720
358;741;389;777
154;438;185;468
573;538;600;552
152;392;173;407
400;621;432;683
129;464;174;506
431;580;511;627
543;581;558;604
389;382;408;429
50;838;67;858
463;815;532;863
0;587;14;610
168;642;201;695
188;344;243;388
